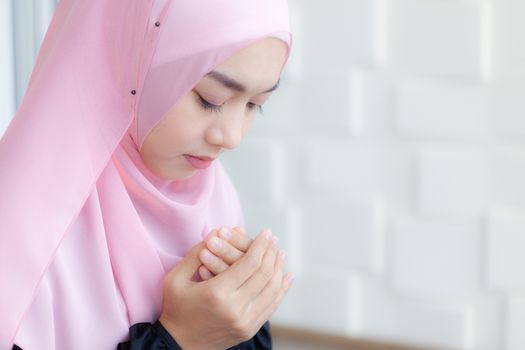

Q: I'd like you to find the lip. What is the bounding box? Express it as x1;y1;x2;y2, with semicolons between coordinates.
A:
192;155;215;161
184;154;216;170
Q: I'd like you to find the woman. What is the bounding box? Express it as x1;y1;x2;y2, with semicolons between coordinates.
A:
0;0;293;348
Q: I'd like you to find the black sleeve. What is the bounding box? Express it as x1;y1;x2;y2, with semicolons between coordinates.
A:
117;320;182;350
117;320;272;350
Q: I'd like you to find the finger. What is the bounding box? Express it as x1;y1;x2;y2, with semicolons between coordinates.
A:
206;236;244;265
219;227;253;252
237;239;280;301
198;264;215;281
252;272;295;328
169;241;206;283
233;226;246;235
202;228;219;240
199;248;230;275
214;229;274;289
248;249;286;312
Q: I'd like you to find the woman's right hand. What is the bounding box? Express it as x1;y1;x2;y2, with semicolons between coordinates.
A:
159;230;294;350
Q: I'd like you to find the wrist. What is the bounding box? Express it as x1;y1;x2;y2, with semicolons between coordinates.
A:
159;313;193;350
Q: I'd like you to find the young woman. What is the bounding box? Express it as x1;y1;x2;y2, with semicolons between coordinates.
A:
0;0;294;349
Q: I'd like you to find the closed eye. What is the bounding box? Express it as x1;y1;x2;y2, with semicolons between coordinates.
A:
247;102;263;114
195;91;264;115
196;93;223;113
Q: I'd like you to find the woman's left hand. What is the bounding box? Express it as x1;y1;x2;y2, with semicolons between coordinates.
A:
199;226;272;280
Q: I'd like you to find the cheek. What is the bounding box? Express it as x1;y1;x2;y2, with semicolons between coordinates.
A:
141;91;214;161
242;116;257;135
150;108;207;150
151;123;202;156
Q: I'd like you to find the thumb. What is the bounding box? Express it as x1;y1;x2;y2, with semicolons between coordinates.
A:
170;241;206;283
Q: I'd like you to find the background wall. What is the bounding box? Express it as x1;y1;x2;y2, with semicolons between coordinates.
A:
0;0;57;135
222;1;525;349
1;1;524;349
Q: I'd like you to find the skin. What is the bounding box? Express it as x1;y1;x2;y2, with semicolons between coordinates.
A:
140;37;288;181
142;38;294;349
160;230;292;349
200;226;278;281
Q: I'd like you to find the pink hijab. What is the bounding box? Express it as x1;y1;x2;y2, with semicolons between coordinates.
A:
0;0;291;348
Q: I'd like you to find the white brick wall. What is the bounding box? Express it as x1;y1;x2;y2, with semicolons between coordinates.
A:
300;197;384;273
293;0;380;65
392;217;481;298
6;0;525;349
507;297;525;350
387;0;483;78
396;80;489;137
0;0;56;134
272;272;363;335
492;0;525;78
0;0;15;136
417;147;487;216
490;82;525;138
359;276;472;349
487;208;525;291
489;148;525;208
226;1;523;348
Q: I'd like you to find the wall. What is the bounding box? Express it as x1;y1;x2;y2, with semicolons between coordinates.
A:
221;1;525;349
0;0;57;135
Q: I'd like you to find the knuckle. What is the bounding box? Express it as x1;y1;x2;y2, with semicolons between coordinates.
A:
260;264;274;281
231;247;243;259
210;262;224;274
244;253;261;271
163;275;180;295
275;289;287;306
223;246;236;261
205;287;226;307
224;308;240;324
230;238;241;251
240;236;252;247
268;300;279;316
261;279;280;301
268;292;284;312
269;280;281;298
206;255;220;268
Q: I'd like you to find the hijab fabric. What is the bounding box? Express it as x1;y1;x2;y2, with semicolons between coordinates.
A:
0;0;292;348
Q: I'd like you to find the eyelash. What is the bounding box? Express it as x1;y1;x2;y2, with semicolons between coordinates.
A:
197;94;264;114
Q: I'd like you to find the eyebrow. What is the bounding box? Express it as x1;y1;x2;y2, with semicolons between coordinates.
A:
205;70;280;94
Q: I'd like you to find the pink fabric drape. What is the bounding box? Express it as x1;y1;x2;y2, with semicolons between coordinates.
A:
0;0;291;348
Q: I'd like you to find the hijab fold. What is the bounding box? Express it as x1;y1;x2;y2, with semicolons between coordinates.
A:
0;0;291;348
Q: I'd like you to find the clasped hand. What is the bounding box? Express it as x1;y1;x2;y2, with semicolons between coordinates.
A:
159;227;294;350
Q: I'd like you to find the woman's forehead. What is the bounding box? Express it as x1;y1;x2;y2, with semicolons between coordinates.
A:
202;38;287;94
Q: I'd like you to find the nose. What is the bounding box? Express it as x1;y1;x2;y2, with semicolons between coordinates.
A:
205;113;244;150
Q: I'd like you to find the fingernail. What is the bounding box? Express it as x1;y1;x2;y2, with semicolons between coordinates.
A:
272;235;279;244
219;227;232;240
279;250;287;261
286;273;295;285
202;250;214;262
265;230;273;241
210;237;222;251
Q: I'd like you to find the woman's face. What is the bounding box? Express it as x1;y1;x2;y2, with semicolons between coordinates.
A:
140;38;288;181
